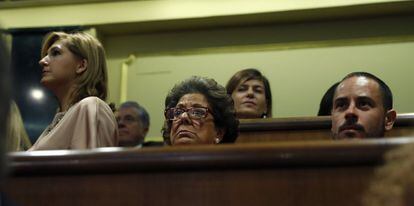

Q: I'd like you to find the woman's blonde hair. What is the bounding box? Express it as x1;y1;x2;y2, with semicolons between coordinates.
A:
40;31;108;107
6;101;32;151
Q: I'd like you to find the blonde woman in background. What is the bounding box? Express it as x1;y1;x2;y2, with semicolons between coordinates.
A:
29;31;118;150
6;101;32;151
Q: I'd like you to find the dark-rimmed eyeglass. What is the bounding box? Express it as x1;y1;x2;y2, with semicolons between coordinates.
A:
164;107;211;120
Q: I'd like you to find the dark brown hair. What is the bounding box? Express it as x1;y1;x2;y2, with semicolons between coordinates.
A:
340;72;393;111
318;82;339;116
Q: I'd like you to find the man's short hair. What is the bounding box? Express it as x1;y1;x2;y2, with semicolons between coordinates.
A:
119;101;150;128
340;72;393;111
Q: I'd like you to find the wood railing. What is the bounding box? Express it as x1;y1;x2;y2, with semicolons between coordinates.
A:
4;137;414;206
237;113;414;143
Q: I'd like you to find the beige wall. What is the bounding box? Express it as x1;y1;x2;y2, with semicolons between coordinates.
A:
110;40;414;139
103;13;414;139
0;0;402;29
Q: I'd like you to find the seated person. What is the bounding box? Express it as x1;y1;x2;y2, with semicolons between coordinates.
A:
331;72;396;139
6;101;32;151
363;143;414;206
116;101;149;147
226;68;272;118
1;30;10;175
162;76;239;145
29;31;118;150
1;28;17;205
317;82;339;116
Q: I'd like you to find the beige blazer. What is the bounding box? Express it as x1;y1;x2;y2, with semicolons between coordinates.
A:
29;97;118;151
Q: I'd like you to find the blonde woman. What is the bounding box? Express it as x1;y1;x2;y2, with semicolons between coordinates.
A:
6;101;31;151
29;31;118;150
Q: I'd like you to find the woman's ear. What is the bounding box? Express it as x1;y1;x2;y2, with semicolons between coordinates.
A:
215;128;225;144
76;59;88;74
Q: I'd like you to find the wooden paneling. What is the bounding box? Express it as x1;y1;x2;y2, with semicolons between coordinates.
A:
237;113;414;143
4;138;414;206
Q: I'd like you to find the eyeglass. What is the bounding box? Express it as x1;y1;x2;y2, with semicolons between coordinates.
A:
164;107;211;120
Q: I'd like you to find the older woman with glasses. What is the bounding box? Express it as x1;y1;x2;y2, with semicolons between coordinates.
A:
162;76;239;145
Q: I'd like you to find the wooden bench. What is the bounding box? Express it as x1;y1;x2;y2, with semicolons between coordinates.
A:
237;113;414;143
4;137;414;206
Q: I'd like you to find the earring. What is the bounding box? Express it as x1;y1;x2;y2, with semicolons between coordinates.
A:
215;138;220;144
262;112;268;118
